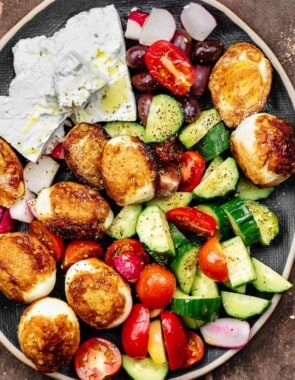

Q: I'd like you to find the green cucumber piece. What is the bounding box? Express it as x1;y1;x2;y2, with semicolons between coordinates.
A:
104;121;146;141
169;222;189;250
236;175;275;201
146;192;192;213
221;198;261;246
221;236;256;288
221;291;271;319
122;355;169;380
106;204;143;239
193;157;239;199
196;203;232;241
171;242;199;294
252;257;292;293
172;291;221;321
181;316;205;329
202;155;223;180
245;200;279;246
191;267;220;298
179;108;221;148
145;94;183;143
223;281;247;294
136;205;175;257
196;121;230;161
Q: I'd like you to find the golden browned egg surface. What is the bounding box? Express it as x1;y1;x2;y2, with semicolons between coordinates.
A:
63;123;109;189
65;258;132;329
0;137;24;208
0;232;56;303
35;181;113;240
100;135;157;206
231;113;295;186
18;297;80;373
209;42;272;127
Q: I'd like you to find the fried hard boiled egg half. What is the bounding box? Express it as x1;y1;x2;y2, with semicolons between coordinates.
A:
0;232;56;303
35;181;113;240
209;42;272;128
231;113;295;186
18;297;80;373
65;258;132;329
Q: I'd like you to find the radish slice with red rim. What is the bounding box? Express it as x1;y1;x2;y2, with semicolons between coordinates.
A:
200;317;250;348
125;9;149;40
180;3;217;41
139;8;176;46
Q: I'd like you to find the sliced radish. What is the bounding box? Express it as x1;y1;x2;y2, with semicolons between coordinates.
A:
9;188;36;223
139;8;176;46
112;252;145;283
24;156;60;194
0;207;17;233
49;142;64;160
180;3;217;41
125;8;149;40
200;317;250;348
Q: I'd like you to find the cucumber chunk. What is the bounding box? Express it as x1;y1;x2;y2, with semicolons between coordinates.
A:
179;108;221;148
221;291;271;319
245;200;279;246
145;94;184;143
146;192;193;212
236;175;275;201
106;204;143;239
104;121;146;141
221;197;261;246
122;355;169;380
191;267;220;298
193;157;239;199
202;155;223;180
136;205;175;257
171;243;199;294
221;236;256;288
252;257;292;293
196;121;230;161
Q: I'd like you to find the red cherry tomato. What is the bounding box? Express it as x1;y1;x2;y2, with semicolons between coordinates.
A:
145;40;197;96
121;303;150;358
182;330;205;368
160;310;186;370
29;219;64;261
166;207;217;237
198;236;229;282
62;240;103;270
135;263;176;309
74;337;121;380
179;151;205;192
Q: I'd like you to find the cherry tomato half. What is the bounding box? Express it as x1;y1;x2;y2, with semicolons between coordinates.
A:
182;331;205;368
160;310;186;370
74;337;121;380
62;240;103;270
198;236;229;282
145;40;197;96
179;151;205;192
166;207;217;237
29;219;64;261
135;263;176;309
121;303;150;359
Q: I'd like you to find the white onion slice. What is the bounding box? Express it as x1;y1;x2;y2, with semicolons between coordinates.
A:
9;188;36;223
200;317;250;348
24;156;60;194
180;3;217;41
139;8;176;46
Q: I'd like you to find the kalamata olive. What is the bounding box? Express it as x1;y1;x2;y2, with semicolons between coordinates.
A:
126;45;147;70
189;65;211;98
171;29;192;57
151;135;184;163
156;162;181;198
191;40;225;64
137;94;153;125
131;72;162;93
181;96;201;123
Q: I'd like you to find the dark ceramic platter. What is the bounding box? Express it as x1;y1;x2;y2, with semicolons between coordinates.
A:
0;1;294;379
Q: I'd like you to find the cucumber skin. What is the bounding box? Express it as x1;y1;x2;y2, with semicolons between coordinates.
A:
122;355;169;380
171;295;221;321
221;291;271;319
252;257;292;293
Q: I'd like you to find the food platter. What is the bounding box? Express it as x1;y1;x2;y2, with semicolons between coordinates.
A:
0;0;294;379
